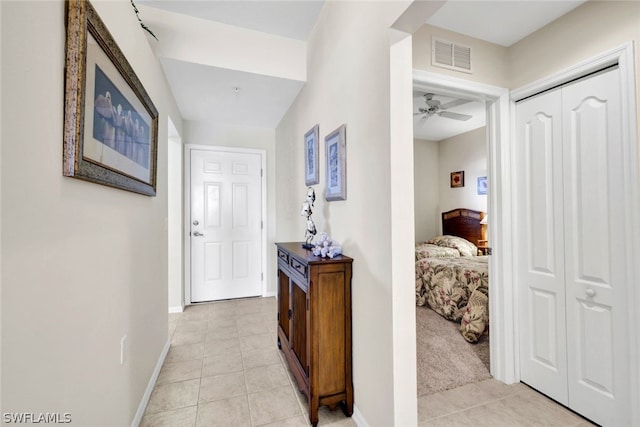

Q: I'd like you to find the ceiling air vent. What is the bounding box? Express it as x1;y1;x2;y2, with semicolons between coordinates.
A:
432;37;472;74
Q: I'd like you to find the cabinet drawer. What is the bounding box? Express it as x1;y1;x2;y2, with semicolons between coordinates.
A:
277;249;289;264
290;257;308;278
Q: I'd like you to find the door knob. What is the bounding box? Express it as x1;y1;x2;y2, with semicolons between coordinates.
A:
585;288;596;297
192;231;204;237
193;220;199;226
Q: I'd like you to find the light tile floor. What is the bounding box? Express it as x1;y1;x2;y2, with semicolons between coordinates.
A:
141;297;355;427
142;297;595;427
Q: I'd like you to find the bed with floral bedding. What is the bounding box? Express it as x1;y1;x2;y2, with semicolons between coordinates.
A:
415;255;489;343
414;209;489;343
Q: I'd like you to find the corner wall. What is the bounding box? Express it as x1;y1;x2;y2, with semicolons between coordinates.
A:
438;127;487;218
275;2;414;424
414;139;439;242
1;1;182;424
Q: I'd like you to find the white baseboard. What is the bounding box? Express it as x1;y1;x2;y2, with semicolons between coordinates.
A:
352;405;370;427
168;305;184;313
263;291;276;298
131;338;170;427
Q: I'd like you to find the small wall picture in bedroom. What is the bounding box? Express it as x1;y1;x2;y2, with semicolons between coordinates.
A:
450;171;464;188
304;124;319;186
325;124;347;201
477;176;488;195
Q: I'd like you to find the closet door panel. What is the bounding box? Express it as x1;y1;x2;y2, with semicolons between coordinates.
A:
562;67;629;426
516;89;568;405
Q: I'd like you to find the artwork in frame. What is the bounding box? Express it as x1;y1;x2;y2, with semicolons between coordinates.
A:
325;124;347;201
63;0;159;196
450;171;465;188
305;124;319;186
477;176;488;195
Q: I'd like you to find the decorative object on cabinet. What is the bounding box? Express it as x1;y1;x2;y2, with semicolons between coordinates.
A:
450;171;464;188
300;187;317;249
276;242;353;427
311;232;342;258
477;176;488;195
325;124;347;201
305;124;320;186
63;0;159;196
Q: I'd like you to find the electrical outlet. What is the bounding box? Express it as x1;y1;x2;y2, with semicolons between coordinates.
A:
120;335;127;365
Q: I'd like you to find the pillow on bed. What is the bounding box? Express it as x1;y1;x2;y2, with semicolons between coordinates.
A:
427;235;478;257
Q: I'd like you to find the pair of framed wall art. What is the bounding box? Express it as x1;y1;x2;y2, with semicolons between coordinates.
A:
304;124;347;201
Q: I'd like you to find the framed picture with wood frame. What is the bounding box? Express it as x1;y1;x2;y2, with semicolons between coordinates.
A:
450;171;464;188
63;0;159;196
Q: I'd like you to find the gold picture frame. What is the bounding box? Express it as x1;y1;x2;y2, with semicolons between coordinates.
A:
63;0;159;196
450;171;464;188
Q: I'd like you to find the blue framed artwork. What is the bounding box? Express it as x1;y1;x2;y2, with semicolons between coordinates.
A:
477;176;488;195
63;0;158;196
325;124;347;201
304;124;319;186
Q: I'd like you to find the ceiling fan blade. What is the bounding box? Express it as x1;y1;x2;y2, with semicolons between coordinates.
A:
440;99;471;110
438;111;472;121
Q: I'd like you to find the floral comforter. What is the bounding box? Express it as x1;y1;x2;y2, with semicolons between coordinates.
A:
415;256;489;343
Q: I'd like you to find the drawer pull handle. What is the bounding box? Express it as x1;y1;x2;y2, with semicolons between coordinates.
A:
288;309;292;319
585;288;596;297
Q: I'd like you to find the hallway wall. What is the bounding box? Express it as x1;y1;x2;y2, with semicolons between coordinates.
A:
1;1;183;424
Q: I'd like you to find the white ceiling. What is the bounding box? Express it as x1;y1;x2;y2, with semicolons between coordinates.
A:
138;1;586;134
426;1;587;47
160;58;305;127
138;0;325;41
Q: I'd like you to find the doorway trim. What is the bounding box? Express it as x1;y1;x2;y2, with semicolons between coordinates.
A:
413;70;516;383
510;42;639;424
183;144;268;306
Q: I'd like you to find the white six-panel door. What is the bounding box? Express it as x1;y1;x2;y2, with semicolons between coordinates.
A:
190;149;263;302
516;67;630;426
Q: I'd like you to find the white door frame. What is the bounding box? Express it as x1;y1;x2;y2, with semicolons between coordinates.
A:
184;144;268;305
413;70;517;383
510;42;639;424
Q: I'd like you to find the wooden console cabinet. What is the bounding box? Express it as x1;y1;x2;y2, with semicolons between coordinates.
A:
275;242;353;427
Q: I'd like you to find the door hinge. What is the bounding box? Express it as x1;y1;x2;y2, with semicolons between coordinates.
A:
306;298;309;311
261;272;264;281
261;220;263;230
261;169;263;177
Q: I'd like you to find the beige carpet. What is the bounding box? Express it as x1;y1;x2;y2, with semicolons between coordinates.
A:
416;306;491;396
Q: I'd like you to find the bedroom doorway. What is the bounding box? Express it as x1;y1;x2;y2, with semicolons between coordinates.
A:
413;88;490;396
412;71;512;396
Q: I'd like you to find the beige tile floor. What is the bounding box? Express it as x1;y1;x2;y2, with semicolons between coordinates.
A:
141;297;355;427
142;297;595;427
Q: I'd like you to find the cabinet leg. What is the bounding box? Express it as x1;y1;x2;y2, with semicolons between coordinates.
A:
340;400;353;417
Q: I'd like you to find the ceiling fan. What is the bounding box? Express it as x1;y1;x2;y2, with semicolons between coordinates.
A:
414;93;472;121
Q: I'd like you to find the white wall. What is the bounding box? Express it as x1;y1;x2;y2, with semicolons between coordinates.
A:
438;127;487;220
184;121;278;297
413;139;440;242
1;1;183;424
168;127;183;312
508;1;640;162
413;24;509;88
276;2;415;425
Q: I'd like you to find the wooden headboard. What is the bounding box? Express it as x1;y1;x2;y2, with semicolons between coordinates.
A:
441;208;485;246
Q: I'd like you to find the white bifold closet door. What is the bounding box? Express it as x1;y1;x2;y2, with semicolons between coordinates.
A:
516;66;630;427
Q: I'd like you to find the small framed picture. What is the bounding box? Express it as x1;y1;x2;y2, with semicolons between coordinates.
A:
325;124;347;201
304;124;319;186
477;176;488;195
450;171;464;188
